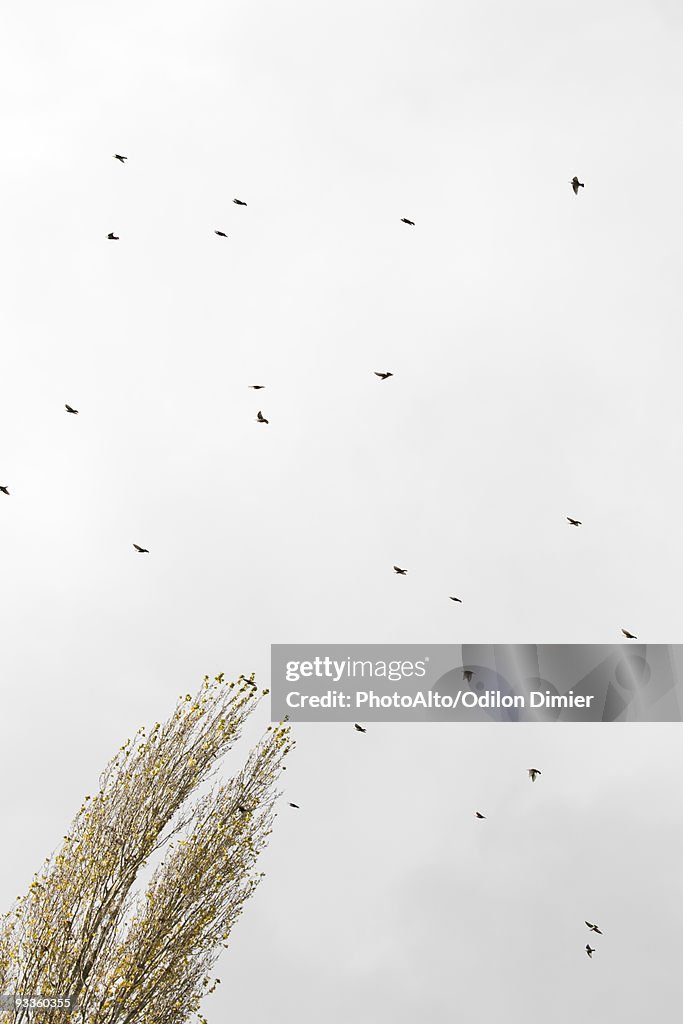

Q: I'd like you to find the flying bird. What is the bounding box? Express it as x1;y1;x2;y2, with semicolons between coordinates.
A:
374;372;393;380
463;670;473;683
0;486;9;496
113;154;127;163
289;802;300;809
585;945;595;958
585;922;603;934
393;565;407;575
571;176;584;194
133;544;149;553
354;724;366;733
621;629;637;639
214;230;228;238
475;811;486;819
249;385;265;390
400;218;415;225
256;411;269;424
107;232;119;240
528;768;541;782
449;596;462;603
65;404;79;415
567;517;582;526
233;198;247;206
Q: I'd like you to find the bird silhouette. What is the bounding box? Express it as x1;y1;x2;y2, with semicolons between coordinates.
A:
528;768;541;782
585;921;603;934
289;802;300;809
393;565;407;575
463;670;473;683
449;596;462;603
0;486;9;496
354;724;366;733
567;517;582;526
133;544;149;553
249;385;265;390
65;404;79;415
475;811;486;819
107;232;119;240
374;371;393;380
233;198;247;206
571;176;584;194
585;944;595;958
256;411;269;424
113;154;127;163
214;230;228;238
622;629;637;639
401;218;415;225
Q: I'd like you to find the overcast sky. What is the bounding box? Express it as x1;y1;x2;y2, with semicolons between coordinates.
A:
1;0;683;1020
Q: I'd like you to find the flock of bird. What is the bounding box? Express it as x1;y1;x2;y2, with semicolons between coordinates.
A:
463;668;600;955
353;664;603;958
348;730;602;960
472;767;605;959
1;151;621;980
0;162;638;635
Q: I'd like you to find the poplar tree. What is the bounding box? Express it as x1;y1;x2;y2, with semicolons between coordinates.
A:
0;673;292;1024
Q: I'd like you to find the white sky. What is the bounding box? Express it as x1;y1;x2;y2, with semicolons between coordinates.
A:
1;1;682;1021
